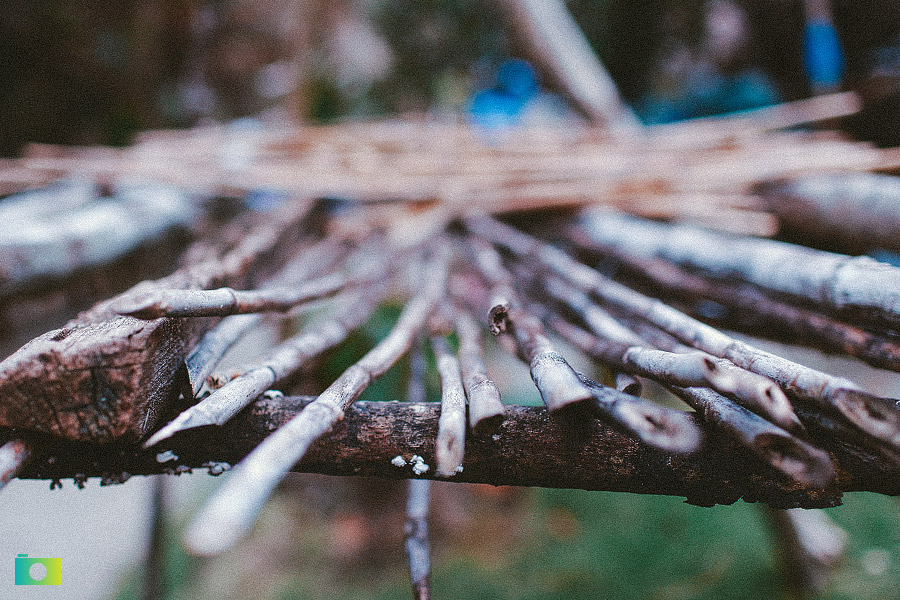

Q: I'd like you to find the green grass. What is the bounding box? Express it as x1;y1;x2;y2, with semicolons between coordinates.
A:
112;487;900;600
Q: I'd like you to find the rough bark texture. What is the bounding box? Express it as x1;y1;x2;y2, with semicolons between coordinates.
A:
0;198;316;442
13;396;899;508
577;207;900;330
757;173;900;254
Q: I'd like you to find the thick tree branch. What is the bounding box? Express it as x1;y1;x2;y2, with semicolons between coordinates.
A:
13;396;900;508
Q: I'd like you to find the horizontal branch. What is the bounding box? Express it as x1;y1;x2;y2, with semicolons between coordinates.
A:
13;396;900;509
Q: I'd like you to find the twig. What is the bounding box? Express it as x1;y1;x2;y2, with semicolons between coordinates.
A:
404;340;432;600
465;214;900;452
467;235;593;412
185;314;262;396
455;310;505;434
756;173;900;254
0;182;197;298
182;249;448;556
184;234;355;394
767;507;848;597
579;374;702;454
113;272;348;319
668;386;835;489
496;0;642;136
405;479;432;600
569;233;900;373
0;439;32;490
142;476;167;600
431;336;467;477
576;207;900;331
543;284;802;434
0;197;318;441
144;284;387;447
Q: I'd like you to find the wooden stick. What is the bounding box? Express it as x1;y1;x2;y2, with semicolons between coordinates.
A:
113;272;348;319
466;214;900;452
404;340;432;600
497;0;642;136
767;507;847;596
182;250;448;556
142;476;167;600
467;236;593;412
0;197;318;441
405;479;432;600
431;336;467;477
144;284;387;447
0;439;32;490
19;396;886;508
579;374;702;454
668;386;836;489
576;207;900;331
543;281;803;433
185;314;261;396
569;234;900;373
184;234;354;395
757;173;900;254
455;310;505;434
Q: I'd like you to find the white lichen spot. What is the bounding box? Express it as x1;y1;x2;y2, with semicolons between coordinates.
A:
262;389;284;400
492;434;501;442
391;455;407;467
156;450;178;463
455;465;464;473
412;460;430;475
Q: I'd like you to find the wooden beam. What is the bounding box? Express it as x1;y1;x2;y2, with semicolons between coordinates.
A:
13;396;900;508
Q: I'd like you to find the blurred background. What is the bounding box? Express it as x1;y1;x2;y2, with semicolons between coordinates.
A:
3;1;900;599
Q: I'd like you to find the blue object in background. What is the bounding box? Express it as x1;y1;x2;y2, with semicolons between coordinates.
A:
467;59;539;131
804;20;844;90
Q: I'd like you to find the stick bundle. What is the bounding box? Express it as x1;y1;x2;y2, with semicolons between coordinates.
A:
2;106;900;580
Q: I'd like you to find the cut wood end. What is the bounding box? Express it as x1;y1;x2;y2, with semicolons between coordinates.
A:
755;433;836;489
529;351;594;412
488;301;510;335
832;388;900;449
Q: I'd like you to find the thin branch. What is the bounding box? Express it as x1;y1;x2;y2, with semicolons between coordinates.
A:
113;272;348;319
431;335;467;477
0;197;318;441
184;234;355;394
578;374;702;454
142;476;167;600
575;206;900;331
757;173;900;254
569;215;900;372
544;283;802;434
496;0;642;136
405;479;432;600
455;310;505;434
767;507;848;597
185;314;262;396
182;249;448;556
144;284;387;447
668;386;835;489
467;236;593;412
465;214;900;453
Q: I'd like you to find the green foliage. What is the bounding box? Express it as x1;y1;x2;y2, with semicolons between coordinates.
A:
113;489;900;600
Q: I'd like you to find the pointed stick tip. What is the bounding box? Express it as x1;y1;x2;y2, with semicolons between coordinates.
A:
142;411;197;448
